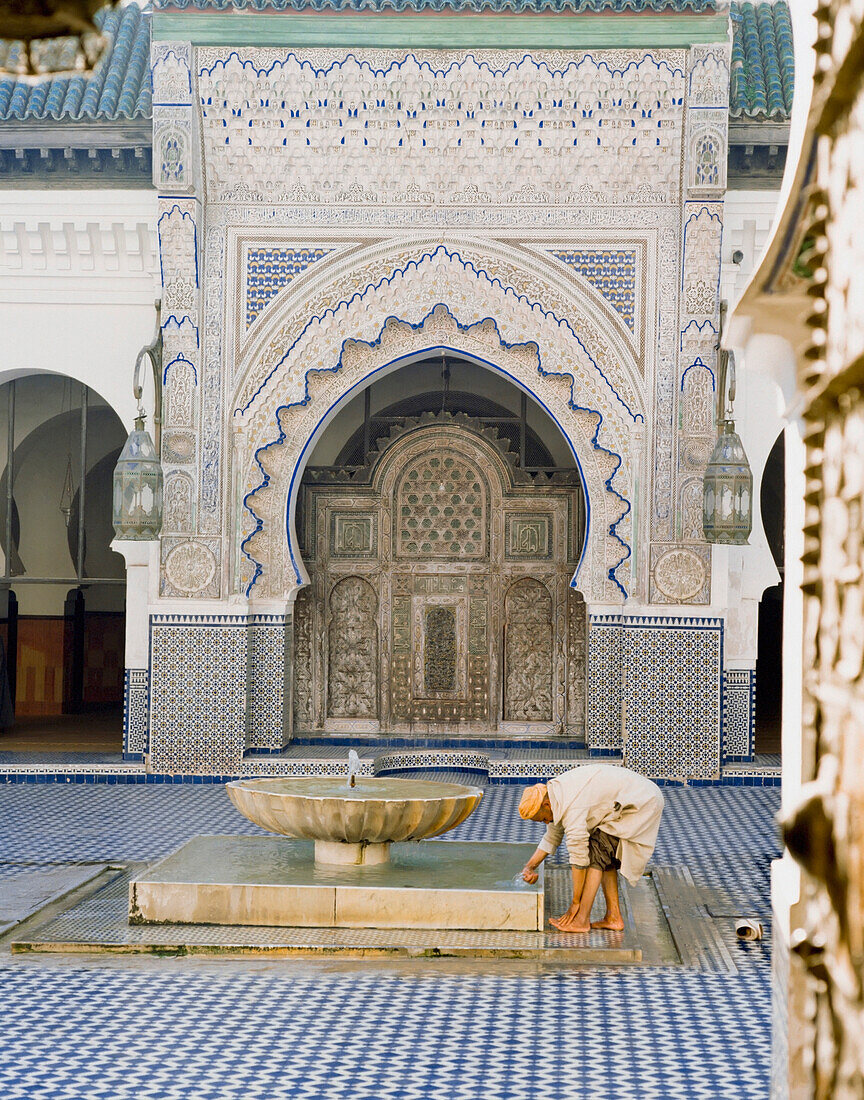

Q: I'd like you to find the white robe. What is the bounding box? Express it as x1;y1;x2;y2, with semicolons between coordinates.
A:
537;764;665;886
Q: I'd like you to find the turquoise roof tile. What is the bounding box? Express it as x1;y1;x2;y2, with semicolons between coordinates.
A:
0;4;151;121
0;1;792;128
730;1;794;120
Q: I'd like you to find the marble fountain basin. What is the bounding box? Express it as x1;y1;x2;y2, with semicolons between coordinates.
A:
225;776;484;866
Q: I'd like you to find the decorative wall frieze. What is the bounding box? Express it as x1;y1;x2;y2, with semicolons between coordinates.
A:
0;214;158;279
196;49;687;211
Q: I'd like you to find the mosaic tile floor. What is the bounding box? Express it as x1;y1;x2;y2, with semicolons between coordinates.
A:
0;784;780;1100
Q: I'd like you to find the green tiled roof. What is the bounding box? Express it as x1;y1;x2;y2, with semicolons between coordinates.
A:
0;2;792;125
0;4;150;121
730;1;794;120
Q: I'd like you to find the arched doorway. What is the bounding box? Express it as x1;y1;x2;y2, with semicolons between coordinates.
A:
292;357;588;738
0;375;126;754
756;430;784;755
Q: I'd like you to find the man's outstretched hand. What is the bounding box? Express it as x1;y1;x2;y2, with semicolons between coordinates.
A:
521;865;539;884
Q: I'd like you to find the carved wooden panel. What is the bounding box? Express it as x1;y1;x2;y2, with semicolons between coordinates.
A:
396;450;487;560
327;577;378;719
424;607;456;692
293;587;314;728
504;578;554;721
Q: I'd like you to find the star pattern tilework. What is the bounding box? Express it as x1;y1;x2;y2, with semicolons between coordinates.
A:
0;783;778;1100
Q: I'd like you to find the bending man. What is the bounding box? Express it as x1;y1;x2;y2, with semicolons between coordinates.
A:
519;763;664;933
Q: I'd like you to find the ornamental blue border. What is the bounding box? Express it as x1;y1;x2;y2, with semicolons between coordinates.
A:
240;301;633;598
162;0;718;13
162;315;200;347
234;246;643;423
201;48;685;84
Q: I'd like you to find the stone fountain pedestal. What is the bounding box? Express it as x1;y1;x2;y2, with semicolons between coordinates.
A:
129;835;544;932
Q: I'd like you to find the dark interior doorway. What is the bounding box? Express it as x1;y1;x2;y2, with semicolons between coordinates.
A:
755;431;784;754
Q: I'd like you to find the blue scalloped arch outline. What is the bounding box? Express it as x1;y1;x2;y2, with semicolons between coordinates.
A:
162;315;200;348
234;244;643;426
152;49;193;103
163;353;198;386
679;317;717;351
240;304;631;599
680;356;715;391
200;48;684;84
681;206;723;298
687;47;729;100
157;205;199;289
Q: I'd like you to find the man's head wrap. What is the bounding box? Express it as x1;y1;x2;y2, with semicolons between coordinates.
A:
518;783;549;821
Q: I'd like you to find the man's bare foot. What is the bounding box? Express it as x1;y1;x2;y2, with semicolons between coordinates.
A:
590;916;625;931
549;913;591;933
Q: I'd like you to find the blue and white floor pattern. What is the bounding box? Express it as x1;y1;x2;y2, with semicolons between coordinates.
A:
0;782;779;1100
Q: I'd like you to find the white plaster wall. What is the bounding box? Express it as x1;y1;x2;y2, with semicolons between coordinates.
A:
721;190;783;308
0;190;161;429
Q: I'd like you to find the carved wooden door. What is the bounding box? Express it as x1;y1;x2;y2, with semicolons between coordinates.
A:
295;417;586;737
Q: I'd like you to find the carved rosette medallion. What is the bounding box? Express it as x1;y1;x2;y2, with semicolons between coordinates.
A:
650;546;710;604
162;540;219;597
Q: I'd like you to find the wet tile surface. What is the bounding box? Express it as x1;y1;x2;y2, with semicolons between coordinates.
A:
0;784;779;1099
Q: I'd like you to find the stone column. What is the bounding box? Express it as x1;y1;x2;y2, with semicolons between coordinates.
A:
111;539;158;761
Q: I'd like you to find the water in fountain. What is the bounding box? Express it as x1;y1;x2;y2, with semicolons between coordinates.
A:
346;749;361;789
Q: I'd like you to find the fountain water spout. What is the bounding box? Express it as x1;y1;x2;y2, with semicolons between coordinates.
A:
347;749;361;790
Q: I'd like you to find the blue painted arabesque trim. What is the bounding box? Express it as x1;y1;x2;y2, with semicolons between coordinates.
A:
201;48;685;84
163;354;198;386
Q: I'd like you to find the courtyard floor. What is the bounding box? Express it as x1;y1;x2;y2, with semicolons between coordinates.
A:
0;782;779;1100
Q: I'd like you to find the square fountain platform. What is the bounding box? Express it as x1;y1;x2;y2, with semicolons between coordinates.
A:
129;836;544;932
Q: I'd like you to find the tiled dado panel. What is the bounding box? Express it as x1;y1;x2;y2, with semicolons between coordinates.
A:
149;616;248;774
586;618;623;752
123;669;150;760
246;615;292;752
723;668;756;761
622;618;723;781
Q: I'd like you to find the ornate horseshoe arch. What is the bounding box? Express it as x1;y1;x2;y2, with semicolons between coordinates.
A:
237;304;634;604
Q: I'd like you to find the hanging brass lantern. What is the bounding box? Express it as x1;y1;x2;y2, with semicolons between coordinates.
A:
702;304;753;545
112;413;162;540
702;418;753;544
112;306;163;540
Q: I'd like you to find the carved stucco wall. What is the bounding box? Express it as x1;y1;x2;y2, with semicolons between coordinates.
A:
144;35;736;772
149;41;730;611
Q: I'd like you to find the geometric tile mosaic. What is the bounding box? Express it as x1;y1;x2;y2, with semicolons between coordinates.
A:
586;619;622;752
0;783;779;1100
149;617;248;774
245;246;333;328
723;669;756;760
122;668;149;759
623;619;723;781
246;620;290;752
550;249;637;331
